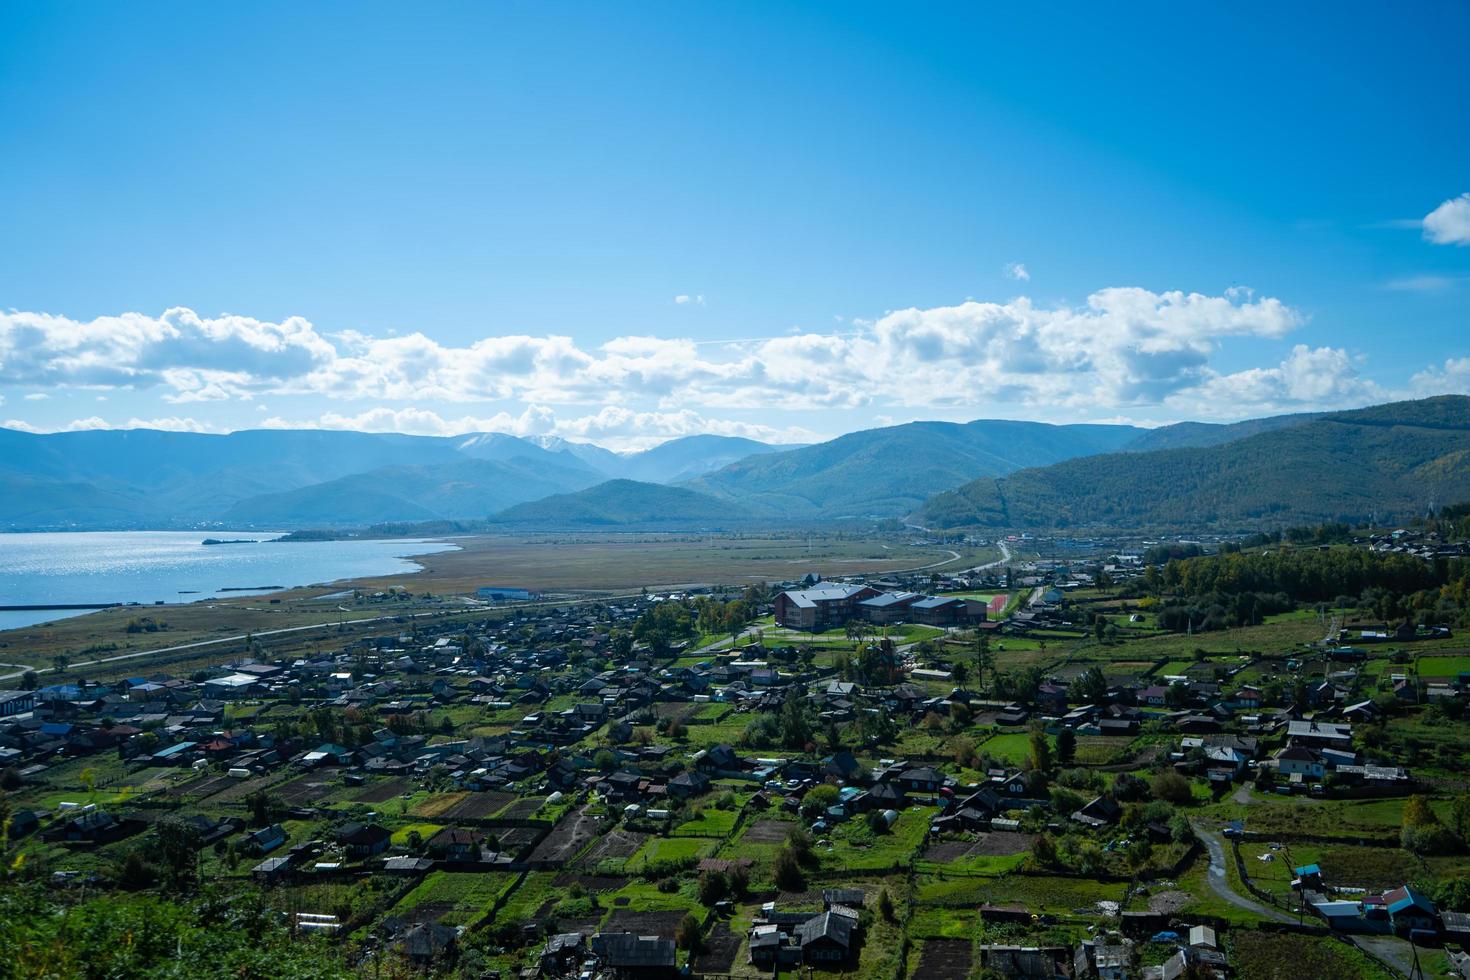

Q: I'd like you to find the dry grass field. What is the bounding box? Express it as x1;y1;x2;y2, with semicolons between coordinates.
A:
0;532;989;682
345;532;991;594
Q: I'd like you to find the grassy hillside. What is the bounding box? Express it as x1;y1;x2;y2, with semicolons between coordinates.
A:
489;479;752;526
685;419;1143;519
917;396;1470;530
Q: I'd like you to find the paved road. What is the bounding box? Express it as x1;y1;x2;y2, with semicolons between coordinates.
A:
1193;824;1296;924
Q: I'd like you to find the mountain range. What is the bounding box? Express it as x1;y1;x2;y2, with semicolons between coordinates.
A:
2;396;1464;531
916;396;1470;530
0;428;783;529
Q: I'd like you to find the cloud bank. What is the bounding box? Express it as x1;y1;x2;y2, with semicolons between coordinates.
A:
0;285;1452;445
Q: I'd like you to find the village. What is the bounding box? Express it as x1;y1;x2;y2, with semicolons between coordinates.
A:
3;528;1470;980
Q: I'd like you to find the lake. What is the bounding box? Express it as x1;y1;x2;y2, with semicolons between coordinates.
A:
0;531;458;630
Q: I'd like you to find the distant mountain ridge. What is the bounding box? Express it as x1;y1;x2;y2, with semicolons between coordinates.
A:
916;396;1470;530
0;428;790;529
2;400;1423;531
685;419;1148;519
488;479;751;527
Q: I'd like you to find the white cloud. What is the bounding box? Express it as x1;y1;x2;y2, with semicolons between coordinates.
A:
0;287;1313;423
1003;262;1030;282
23;392;48;401
1383;274;1466;292
1411;357;1470;395
1424;193;1470;245
1176;344;1383;416
673;294;706;306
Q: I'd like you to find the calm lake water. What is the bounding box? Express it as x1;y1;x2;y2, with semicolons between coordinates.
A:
0;531;458;630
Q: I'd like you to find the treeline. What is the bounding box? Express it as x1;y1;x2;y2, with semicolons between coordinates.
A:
1154;547;1453;604
1141;534;1470;631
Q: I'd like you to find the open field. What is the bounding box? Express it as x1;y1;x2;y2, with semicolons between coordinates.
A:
0;531;991;683
345;533;996;594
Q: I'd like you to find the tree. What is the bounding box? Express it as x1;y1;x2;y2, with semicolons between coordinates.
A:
800;784;839;821
951;661;968;686
698;870;730;906
1031;834;1059;868
633;602;695;658
1450;793;1470;842
675;913;703;952
1027;726;1052;773
773;846;805;891
19;671;37;691
51;654;70;675
153;814;203;888
1055;728;1076;766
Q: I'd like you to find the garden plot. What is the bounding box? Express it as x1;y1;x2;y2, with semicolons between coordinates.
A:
741;819;798;844
498;796;547;820
275;773;340;805
352;777;412;804
914;939;973;980
576;827;648;868
603;910;688;940
434;790;517;821
526;804;603;864
692;923;742;973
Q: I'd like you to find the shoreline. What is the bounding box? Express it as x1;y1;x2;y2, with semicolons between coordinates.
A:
0;533;460;634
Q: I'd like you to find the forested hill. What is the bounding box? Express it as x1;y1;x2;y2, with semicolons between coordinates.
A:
488;479;753;527
684;418;1144;519
916;395;1470;530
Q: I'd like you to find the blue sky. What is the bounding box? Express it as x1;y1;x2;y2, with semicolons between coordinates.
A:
1;2;1466;448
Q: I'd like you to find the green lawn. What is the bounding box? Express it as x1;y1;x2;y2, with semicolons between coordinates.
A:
670;807;741;837
980;731;1045;766
626;835;717;869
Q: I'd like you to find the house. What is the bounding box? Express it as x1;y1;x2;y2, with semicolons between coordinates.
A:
823;750;862;783
252;856;294;884
1384;885;1440;935
1274;746;1324;779
0;690;36;717
898;766;943;794
243;823;287;855
427;827;486;861
1072;796;1122;828
667;770;710;799
1232;686;1264;710
796;911;854;963
541;933;589;975
978;946;1071;978
1286;719;1353;747
399;921;458;964
591;932;678;979
338;821;391;858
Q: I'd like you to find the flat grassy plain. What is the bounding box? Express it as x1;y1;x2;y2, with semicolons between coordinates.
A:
347;533;996;594
0;532;991;681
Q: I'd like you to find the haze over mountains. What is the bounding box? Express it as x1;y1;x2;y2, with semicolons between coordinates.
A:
1;396;1465;531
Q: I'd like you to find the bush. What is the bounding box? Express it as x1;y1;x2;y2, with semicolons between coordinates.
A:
1151;770;1193;805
